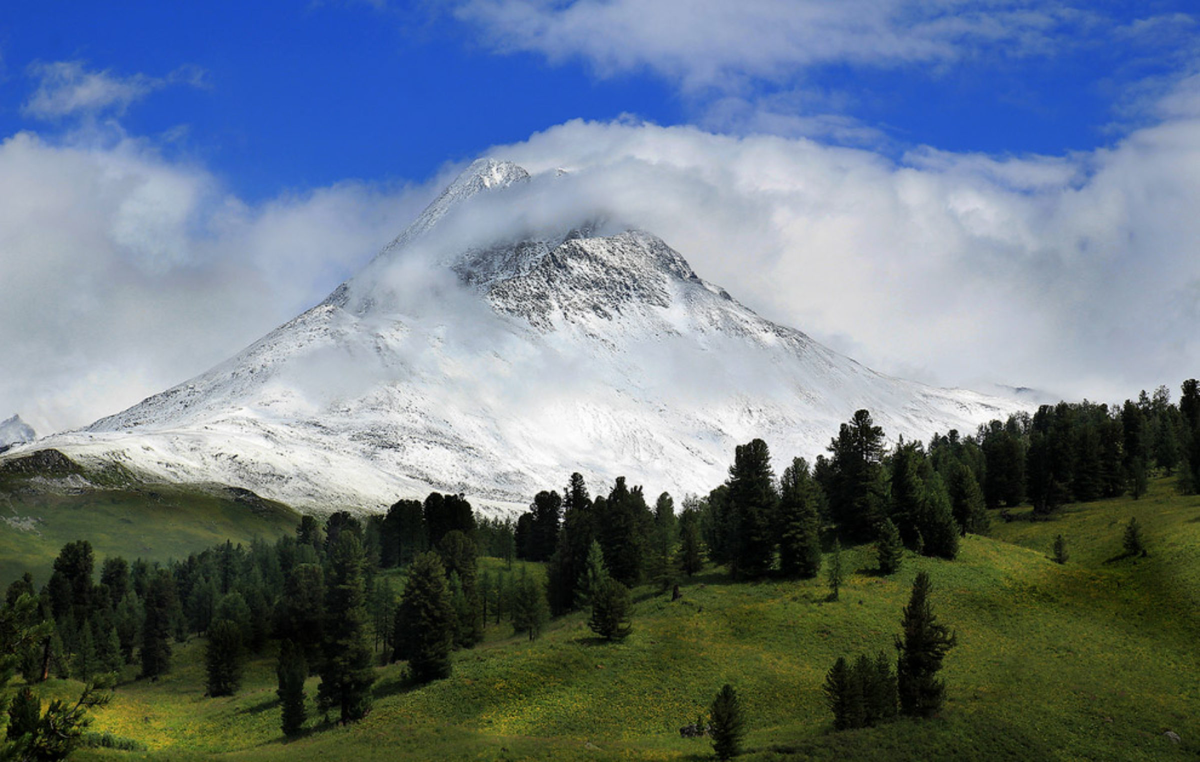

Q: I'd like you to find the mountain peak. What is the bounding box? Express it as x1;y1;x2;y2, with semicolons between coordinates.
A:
381;158;531;256
0;414;36;453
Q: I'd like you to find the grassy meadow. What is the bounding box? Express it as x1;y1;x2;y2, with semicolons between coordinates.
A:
0;481;300;586
33;476;1195;761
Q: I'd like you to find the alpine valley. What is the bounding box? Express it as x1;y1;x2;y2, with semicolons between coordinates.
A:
8;160;1025;514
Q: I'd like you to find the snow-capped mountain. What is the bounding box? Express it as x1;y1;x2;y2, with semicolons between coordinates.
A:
0;415;35;454
15;159;1025;513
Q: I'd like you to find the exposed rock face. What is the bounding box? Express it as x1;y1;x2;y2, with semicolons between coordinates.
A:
18;160;1024;514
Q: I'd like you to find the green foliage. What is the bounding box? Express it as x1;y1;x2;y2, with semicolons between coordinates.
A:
826;540;843;601
778;457;822;579
1052;534;1069;565
7;686;40;740
827;410;888;540
1122;517;1146;557
588;578;632;641
895;571;956;718
708;683;745;761
597;478;649;587
876;518;903;576
573;540;608;611
511;570;550;642
727;439;778;578
141;570;176;679
394;552;454;684
276;639;308;738
316;533;374;724
676;503;705;577
205;619;244;697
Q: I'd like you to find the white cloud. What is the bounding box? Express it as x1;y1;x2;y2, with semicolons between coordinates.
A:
479;99;1200;403
22;61;207;120
453;0;1095;92
0;131;429;434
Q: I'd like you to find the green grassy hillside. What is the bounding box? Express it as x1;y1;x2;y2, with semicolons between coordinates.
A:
60;478;1197;761
0;452;300;584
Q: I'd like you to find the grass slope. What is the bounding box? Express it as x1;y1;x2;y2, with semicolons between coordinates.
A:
0;477;300;586
52;479;1200;761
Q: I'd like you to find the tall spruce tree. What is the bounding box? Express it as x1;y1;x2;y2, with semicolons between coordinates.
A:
276;639;308;737
947;463;989;536
727;438;778;578
827;540;843;601
778;457;822;579
510;570;549;641
205;619;243;697
394;552;454;683
709;684;745;761
140;570;175;679
317;533;375;724
876;517;903;575
574;540;609;611
895;571;956;718
676;503;705;577
588;578;632;641
546;473;595;615
827;410;888;540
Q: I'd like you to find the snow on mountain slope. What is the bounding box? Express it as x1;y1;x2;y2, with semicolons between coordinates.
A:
17;160;1025;514
0;415;35;454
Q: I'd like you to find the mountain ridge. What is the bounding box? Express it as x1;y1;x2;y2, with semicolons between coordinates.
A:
10;159;1026;513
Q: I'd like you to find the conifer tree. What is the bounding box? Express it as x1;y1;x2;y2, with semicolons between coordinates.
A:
871;650;898;722
141;570;175;679
947;463;989;536
726;439;778;578
876;518;903;575
277;639;307;737
826;539;843;601
574;540;609;610
1122;517;1146;557
588;578;632;641
827;410;888;539
394;552;454;683
709;684;745;761
7;686;40;740
676;504;705;577
895;571;956;718
823;656;852;730
317;533;375;724
1052;534;1069;565
778;457;822;579
510;570;549;641
205;619;243;697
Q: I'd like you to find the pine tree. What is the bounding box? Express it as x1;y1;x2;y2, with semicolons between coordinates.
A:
7;686;41;740
822;656;852;730
708;684;745;761
141;570;175;679
876;518;903;575
510;571;549;641
276;639;308;738
826;539;843;602
895;571;956;718
205;619;244;697
394;552;454;683
947;463;989;536
574;540;609;610
871;650;898;722
676;504;705;577
1052;534;1069;565
726;439;778;578
588;578;632;641
1123;517;1146;557
317;533;375;724
827;410;888;539
778;458;822;579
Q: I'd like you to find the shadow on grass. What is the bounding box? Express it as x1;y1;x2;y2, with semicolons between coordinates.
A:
373;671;420;700
1103;550;1148;564
237;695;279;716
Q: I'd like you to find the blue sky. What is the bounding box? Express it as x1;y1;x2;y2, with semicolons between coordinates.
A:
4;1;1192;198
3;1;1200;432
